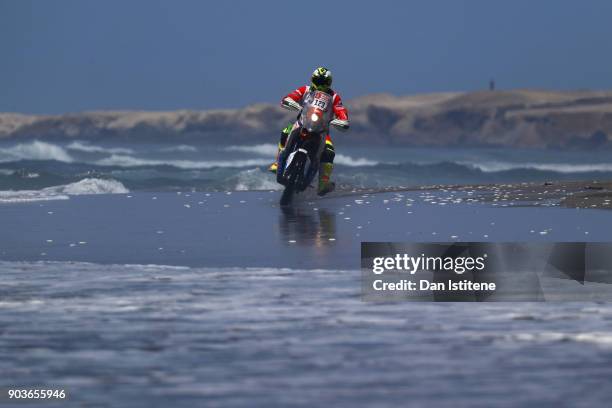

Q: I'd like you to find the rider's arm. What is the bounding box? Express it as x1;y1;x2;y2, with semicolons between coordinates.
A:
281;86;309;111
331;93;350;131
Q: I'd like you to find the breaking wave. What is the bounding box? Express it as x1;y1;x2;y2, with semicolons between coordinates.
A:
59;178;129;195
0;178;129;203
229;168;282;191
96;154;270;169
0;141;73;163
334;154;379;167
67;141;134;154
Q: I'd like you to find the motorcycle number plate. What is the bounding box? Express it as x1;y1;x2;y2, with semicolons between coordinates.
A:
312;92;330;110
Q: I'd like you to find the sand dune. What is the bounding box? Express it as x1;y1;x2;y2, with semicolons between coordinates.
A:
2;89;612;148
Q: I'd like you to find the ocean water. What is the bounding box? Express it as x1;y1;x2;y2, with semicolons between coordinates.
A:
2;140;612;406
2;140;612;195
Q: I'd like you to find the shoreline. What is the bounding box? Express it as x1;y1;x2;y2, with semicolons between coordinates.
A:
335;179;612;210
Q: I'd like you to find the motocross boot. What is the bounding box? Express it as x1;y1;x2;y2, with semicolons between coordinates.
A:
268;142;283;174
317;162;335;196
269;124;293;173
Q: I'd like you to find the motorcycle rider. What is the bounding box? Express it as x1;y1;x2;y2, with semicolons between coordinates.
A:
269;67;349;196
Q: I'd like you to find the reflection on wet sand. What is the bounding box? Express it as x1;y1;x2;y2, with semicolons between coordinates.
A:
279;206;337;247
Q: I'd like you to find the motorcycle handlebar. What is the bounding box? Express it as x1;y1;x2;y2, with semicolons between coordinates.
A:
330;119;350;132
282;98;302;112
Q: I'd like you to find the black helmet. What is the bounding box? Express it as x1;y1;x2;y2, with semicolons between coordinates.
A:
311;67;332;91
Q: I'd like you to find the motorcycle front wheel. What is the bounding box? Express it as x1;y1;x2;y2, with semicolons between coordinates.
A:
279;150;306;206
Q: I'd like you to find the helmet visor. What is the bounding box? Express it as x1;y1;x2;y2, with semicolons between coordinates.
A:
312;75;331;90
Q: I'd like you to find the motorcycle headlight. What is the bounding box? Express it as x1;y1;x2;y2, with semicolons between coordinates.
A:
311;113;319;122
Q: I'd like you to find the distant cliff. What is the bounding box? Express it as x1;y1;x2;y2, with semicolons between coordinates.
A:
3;89;612;149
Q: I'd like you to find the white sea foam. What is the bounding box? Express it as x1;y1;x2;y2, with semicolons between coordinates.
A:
159;145;198;153
225;144;379;166
0;141;73;163
0;190;70;203
0;178;129;203
334;154;378;167
467;161;612;173
67;141;134;154
231;168;282;191
59;178;129;195
0;260;341;278
225;143;278;155
96;154;270;169
504;331;612;348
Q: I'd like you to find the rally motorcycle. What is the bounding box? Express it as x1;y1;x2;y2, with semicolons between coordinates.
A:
277;90;347;206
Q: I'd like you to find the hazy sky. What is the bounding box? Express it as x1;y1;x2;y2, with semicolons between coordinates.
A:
2;0;612;114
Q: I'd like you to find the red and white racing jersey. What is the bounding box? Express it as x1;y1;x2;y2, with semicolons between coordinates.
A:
283;85;349;121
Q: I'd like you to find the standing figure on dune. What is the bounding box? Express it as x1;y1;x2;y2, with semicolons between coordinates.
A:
269;67;350;196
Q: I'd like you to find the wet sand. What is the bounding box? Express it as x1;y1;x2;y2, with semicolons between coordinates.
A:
410;179;612;210
2;181;612;270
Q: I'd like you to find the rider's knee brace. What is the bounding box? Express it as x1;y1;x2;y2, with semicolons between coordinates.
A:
321;145;335;164
280;130;289;148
